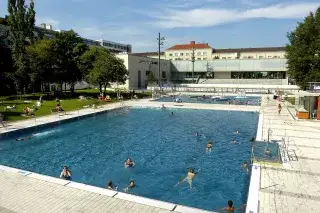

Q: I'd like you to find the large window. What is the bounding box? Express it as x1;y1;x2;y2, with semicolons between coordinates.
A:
162;71;166;78
231;71;286;79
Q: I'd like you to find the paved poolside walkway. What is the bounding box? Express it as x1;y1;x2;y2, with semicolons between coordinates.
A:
258;98;320;213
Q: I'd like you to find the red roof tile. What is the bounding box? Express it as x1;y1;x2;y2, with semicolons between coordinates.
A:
167;41;212;50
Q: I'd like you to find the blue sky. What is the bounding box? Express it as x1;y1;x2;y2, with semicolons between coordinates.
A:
0;0;319;52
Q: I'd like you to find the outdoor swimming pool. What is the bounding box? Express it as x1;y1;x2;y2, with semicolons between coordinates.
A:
0;108;258;211
153;95;261;106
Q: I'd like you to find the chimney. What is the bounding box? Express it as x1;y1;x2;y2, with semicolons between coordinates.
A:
190;41;195;45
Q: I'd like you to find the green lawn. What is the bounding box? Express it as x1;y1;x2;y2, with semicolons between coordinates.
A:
0;89;151;122
0;98;116;122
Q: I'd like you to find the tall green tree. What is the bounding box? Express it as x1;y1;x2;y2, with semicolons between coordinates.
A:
83;47;128;92
286;7;320;89
7;0;36;91
52;30;88;92
27;39;55;92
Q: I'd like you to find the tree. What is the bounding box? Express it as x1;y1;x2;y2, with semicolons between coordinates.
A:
27;39;55;92
84;47;128;92
52;30;88;92
285;7;320;89
7;0;36;92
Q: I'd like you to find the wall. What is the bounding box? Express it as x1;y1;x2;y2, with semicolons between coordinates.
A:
117;54;171;89
170;59;287;72
214;72;231;79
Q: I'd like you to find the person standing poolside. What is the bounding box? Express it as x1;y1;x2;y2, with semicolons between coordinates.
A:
277;103;282;115
222;200;236;213
0;113;5;127
60;166;72;180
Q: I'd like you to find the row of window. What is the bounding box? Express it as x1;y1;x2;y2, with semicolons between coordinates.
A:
231;71;286;79
172;58;207;61
102;42;128;50
170;56;283;60
169;52;208;57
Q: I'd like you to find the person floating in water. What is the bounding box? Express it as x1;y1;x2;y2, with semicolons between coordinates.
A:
16;136;33;141
242;161;249;173
124;158;135;168
235;130;240;134
60;166;72;180
222;200;236;213
232;139;237;144
265;148;272;156
124;180;135;192
206;141;213;152
107;180;118;190
176;168;200;188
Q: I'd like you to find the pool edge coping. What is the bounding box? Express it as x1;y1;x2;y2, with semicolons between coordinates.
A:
0;164;217;213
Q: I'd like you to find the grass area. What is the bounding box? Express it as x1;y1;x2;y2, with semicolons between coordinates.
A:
0;89;152;122
0;97;116;122
284;96;295;105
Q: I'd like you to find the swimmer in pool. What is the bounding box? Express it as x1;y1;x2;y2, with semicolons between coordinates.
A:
235;130;240;134
232;139;237;144
176;168;200;188
206;141;213;152
242;161;249;173
60;166;72;180
195;132;199;137
222;200;236;213
250;137;255;142
161;104;166;109
107;180;118;190
124;180;135;192
16;136;33;141
124;158;135;168
170;112;174;116
265;148;272;156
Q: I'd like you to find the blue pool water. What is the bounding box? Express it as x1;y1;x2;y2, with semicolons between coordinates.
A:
153;95;261;106
0;108;258;211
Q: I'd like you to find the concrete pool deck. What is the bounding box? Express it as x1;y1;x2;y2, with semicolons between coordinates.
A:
257;98;320;213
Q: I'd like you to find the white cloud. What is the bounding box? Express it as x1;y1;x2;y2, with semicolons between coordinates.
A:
152;3;319;28
35;17;60;28
155;0;223;9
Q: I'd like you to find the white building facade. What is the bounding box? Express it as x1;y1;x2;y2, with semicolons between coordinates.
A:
133;42;288;85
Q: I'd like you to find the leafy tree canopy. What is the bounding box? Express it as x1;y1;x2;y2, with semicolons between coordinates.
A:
286;7;320;89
